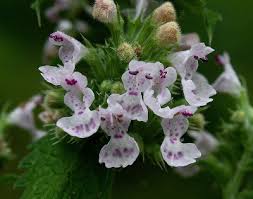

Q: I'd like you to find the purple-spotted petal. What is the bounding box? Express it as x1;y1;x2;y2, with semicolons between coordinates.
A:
161;114;189;138
99;134;139;168
100;103;131;137
39;62;75;86
122;60;158;94
190;43;214;60
144;90;197;118
108;93;148;122
161;138;201;167
64;89;94;114
61;71;88;93
56;109;100;138
49;31;87;64
182;73;216;107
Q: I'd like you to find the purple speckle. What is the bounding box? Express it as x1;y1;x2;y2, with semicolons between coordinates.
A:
145;74;153;80
49;34;64;42
181;111;193;117
65;79;77;86
129;70;139;75
113;149;122;157
129;91;138;96
160;70;168;79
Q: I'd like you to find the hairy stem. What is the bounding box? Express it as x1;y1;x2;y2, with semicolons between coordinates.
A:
223;89;253;199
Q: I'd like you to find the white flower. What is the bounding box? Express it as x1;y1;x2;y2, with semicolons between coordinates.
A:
56;89;100;138
49;31;87;64
161;114;201;167
182;73;216;107
175;131;218;177
114;60;161;122
122;60;156;95
39;63;88;95
8;95;46;140
170;43;214;80
213;52;242;96
99;134;139;168
108;93;148;122
170;43;216;107
99;103;139;168
189;131;218;156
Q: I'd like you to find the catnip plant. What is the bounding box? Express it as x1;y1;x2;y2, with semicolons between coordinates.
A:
1;0;253;199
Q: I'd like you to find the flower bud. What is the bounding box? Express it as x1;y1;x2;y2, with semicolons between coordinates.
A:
156;22;181;47
153;2;176;24
117;42;135;62
44;90;65;109
0;138;12;161
189;113;206;130
39;110;62;124
111;82;125;94
92;0;117;23
100;80;113;92
232;111;245;123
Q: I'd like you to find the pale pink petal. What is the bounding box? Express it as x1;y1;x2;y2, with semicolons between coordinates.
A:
49;31;87;64
189;131;218;156
213;53;241;96
161;114;189;138
108;93;148;122
182;73;216;107
56;109;100;138
100;103;131;138
61;71;88;93
161;137;201;167
99;134;139;168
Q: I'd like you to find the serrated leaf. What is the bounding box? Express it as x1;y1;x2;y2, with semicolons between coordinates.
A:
16;135;114;199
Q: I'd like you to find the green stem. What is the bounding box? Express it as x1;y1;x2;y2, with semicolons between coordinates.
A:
223;148;251;199
223;89;253;199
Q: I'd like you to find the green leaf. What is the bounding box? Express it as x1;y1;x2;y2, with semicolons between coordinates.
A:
203;8;222;45
16;135;114;199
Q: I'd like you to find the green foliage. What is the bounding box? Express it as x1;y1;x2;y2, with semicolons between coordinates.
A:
201;89;253;199
172;0;222;44
16;135;114;199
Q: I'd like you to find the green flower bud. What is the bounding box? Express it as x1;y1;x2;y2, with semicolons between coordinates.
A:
100;80;113;93
44;90;65;109
190;113;206;130
117;42;135;62
111;82;125;94
232;111;246;123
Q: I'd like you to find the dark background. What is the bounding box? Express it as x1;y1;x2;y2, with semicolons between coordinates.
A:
0;0;252;198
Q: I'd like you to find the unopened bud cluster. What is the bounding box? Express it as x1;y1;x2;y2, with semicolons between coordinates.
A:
92;0;117;23
154;1;181;47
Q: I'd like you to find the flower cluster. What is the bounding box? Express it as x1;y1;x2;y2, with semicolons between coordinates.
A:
38;25;219;169
35;0;243;170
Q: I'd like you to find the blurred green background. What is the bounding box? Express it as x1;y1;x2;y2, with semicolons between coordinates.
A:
0;0;252;198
